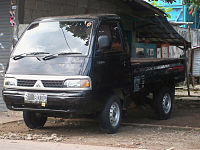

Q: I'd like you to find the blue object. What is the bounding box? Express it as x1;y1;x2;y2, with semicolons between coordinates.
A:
135;43;157;58
148;0;199;29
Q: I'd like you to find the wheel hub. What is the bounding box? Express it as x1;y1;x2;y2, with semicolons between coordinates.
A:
109;102;120;127
162;93;171;114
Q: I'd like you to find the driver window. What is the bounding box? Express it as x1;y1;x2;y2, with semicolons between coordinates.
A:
97;22;112;52
98;24;112;39
110;23;123;52
97;22;123;52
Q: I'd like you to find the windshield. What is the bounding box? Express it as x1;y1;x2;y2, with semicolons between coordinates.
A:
13;20;93;56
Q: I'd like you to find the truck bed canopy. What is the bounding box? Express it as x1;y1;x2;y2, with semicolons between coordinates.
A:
121;0;191;49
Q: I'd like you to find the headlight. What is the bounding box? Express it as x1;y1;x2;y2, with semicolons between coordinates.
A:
63;79;91;89
4;78;17;87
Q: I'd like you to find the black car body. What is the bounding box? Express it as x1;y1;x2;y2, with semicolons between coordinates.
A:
3;14;186;133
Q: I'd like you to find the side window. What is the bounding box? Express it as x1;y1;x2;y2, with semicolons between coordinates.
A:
98;23;112;39
110;23;123;52
96;22;112;51
96;21;123;52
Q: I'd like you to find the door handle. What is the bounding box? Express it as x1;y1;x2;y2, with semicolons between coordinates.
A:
123;61;126;67
97;60;105;65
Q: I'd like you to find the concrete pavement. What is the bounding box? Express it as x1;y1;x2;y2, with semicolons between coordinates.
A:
0;111;22;124
0;101;7;112
0;90;7;112
0;140;148;150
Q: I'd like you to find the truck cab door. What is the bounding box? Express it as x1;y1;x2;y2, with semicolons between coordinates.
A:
93;20;130;90
108;21;131;88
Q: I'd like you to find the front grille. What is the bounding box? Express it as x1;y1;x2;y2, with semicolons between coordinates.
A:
17;79;37;87
17;79;64;88
42;80;64;88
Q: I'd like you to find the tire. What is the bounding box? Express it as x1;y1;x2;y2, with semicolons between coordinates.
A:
100;95;122;134
153;86;174;120
23;111;47;129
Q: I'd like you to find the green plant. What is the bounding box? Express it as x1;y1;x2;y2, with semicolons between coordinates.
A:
183;0;200;16
150;0;173;18
148;0;175;4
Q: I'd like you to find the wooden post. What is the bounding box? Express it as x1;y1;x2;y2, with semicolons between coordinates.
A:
186;26;192;96
170;21;193;96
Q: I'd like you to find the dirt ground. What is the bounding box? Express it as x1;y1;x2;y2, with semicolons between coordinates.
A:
0;98;200;150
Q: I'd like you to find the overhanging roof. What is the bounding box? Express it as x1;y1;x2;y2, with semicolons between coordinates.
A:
121;0;190;49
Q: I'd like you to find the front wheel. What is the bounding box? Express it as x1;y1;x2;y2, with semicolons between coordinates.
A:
100;95;122;134
23;111;47;129
153;86;174;120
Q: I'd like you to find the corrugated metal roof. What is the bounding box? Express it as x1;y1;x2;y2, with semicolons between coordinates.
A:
0;0;10;111
192;48;200;76
121;0;190;48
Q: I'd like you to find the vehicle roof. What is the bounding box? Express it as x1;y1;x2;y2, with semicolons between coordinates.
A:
34;14;120;22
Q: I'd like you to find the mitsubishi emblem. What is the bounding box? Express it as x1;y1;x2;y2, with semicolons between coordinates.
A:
34;80;44;88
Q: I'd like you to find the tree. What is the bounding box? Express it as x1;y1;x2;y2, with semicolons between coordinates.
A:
183;0;200;16
149;0;173;18
149;0;200;17
148;0;176;4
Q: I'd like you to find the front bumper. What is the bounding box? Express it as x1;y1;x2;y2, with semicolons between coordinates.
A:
3;89;102;114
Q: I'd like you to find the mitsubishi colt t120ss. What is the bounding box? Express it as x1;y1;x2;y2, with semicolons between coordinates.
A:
3;14;188;133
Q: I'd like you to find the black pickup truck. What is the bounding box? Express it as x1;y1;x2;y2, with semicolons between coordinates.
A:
3;14;185;133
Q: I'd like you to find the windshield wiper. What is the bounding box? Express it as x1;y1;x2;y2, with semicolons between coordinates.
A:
13;52;50;60
42;52;82;61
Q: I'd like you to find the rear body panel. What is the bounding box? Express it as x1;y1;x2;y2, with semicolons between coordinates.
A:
131;58;185;94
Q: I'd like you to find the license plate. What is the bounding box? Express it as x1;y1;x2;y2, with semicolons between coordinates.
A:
24;92;47;104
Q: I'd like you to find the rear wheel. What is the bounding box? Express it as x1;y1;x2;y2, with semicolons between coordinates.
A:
100;95;122;134
23;111;47;129
153;86;174;120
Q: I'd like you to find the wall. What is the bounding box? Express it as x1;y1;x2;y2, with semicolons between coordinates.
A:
173;26;200;47
22;0;133;24
18;24;28;38
0;0;12;111
168;26;200;58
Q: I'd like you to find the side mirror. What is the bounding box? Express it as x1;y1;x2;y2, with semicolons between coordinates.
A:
98;35;111;51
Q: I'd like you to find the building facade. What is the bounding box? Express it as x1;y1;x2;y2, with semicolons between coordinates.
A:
0;0;13;111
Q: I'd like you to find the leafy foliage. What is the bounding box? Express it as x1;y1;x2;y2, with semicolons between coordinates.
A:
149;0;200;17
150;0;173;18
148;0;176;4
183;0;200;16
